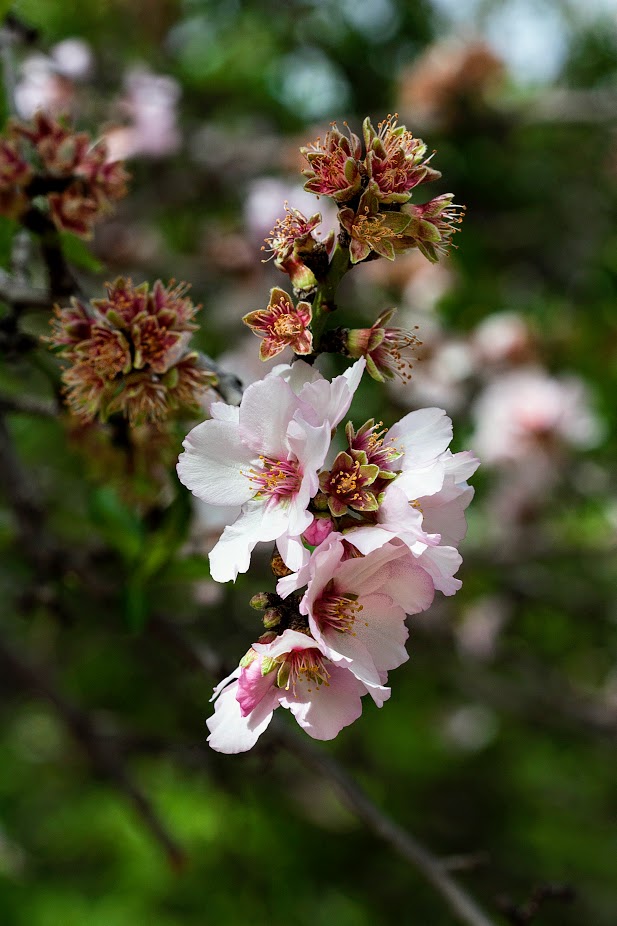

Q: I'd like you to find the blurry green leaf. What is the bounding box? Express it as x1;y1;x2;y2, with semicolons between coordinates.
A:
58;231;103;273
88;486;144;562
124;573;149;633
157;554;211;583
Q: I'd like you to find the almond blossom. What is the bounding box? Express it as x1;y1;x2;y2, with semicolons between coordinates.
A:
177;359;365;582
207;629;382;753
243;287;313;360
290;537;435;689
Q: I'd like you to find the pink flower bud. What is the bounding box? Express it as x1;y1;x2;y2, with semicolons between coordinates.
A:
303;515;334;546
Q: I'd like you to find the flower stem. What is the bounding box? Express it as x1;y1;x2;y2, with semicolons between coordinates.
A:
309;241;351;353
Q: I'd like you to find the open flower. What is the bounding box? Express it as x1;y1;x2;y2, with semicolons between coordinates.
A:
363;114;441;203
399;194;465;263
243;287;313;360
345;307;420;382
207;629;381;753
177;359;365;582
292;537;435;689
301;122;362;202
263;205;333;294
339;182;411;264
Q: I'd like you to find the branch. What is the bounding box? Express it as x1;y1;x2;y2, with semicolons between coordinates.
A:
0;633;185;869
153;616;500;926
0;392;58;417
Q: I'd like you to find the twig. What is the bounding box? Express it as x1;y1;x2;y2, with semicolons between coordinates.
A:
0;392;58;417
197;352;244;406
0;411;56;571
0;633;185;869
153;615;500;926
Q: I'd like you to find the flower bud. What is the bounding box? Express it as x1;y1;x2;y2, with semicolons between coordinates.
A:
262;607;283;629
249;592;270;610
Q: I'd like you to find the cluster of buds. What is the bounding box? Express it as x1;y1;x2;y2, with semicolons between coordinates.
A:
301;114;462;263
48;278;216;425
0;112;128;236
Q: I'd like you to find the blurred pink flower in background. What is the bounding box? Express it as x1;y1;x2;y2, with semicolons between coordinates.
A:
105;68;181;161
471;366;604;465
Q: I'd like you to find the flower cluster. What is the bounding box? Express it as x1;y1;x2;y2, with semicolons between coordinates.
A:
49;278;215;425
177;360;478;752
0;111;128;236
175;114;473;753
300;115;462;263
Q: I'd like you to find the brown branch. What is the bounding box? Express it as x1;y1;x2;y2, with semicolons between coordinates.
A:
0;633;185;869
153;616;500;926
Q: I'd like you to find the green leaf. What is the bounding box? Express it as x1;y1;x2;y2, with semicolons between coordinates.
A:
58;231;104;273
88;486;144;562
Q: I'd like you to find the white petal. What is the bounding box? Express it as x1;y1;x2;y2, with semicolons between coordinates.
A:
210;402;240;423
177;419;255;506
209;499;291;582
282;666;366;740
239;374;300;459
388;408;453;468
206;681;276;754
299;358;365;428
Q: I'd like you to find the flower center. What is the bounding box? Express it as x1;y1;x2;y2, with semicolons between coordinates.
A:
248;456;301;499
273;315;303;338
315;592;363;634
331;462;361;497
278;647;331;694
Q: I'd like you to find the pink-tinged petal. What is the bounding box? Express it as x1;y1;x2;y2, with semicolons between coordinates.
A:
211;667;241;700
286;417;331;485
333;542;409;596
298;358;365;429
209;499;291;582
282;665;366;740
343;593;409;674
210;402;240;424
420;479;475;546
444;450;480;481
394;460;447;501
310;618;381;687
344;524;398;555
416;544;462;595
206;680;276;754
239;374;300;458
292;329;313;355
276;533;311;575
237;656;277;716
252;628;317;659
388;408;453;468
379;556;435;614
177;419;256;506
259;337;286;361
274;360;323;395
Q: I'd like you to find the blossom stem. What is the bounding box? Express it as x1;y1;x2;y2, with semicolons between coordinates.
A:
309;241;351;353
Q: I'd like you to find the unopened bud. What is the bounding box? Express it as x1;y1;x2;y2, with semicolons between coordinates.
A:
263;607;283;629
249;592;270;610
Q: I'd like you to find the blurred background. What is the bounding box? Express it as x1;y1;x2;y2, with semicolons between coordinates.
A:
0;0;616;924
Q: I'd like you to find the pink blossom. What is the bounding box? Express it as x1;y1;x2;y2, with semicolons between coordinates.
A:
207;629;382;753
296;537;435;688
471;367;604;464
177;359;365;582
